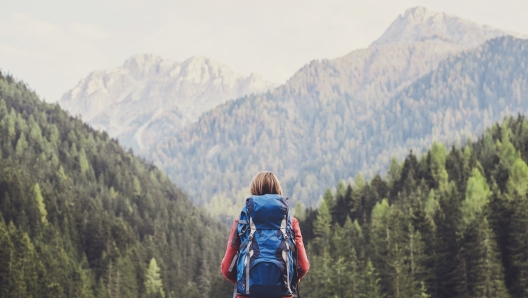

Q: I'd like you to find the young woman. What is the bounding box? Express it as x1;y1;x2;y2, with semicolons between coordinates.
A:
221;171;310;298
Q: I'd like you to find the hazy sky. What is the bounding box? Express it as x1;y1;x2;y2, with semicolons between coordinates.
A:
1;0;527;102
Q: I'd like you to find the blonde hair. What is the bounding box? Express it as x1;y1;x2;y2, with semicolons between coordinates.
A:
250;171;283;196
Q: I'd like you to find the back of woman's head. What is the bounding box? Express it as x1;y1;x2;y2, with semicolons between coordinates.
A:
250;171;282;196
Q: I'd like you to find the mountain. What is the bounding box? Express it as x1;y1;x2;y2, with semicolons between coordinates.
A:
148;7;525;219
0;72;231;297
299;116;528;298
58;54;276;152
372;6;519;47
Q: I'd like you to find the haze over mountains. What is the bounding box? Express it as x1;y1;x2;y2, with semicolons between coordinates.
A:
58;6;528;220
148;7;528;219
59;54;276;152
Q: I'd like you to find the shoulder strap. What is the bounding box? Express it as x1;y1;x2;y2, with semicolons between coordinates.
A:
244;216;256;294
280;214;293;294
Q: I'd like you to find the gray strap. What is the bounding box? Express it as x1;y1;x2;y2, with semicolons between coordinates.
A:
280;216;293;294
238;220;247;224
228;253;238;272
280;215;287;240
246;217;256;294
232;282;237;298
239;240;249;250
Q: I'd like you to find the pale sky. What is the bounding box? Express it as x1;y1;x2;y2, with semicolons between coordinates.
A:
1;0;527;102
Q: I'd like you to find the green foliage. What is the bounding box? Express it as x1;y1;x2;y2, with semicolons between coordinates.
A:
0;74;227;297
430;142;448;189
299;117;528;297
33;183;47;225
507;158;528;195
460;168;490;228
293;201;305;221
145;258;165;298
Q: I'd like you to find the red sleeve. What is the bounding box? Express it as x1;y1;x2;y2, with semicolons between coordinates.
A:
292;217;309;281
221;219;240;283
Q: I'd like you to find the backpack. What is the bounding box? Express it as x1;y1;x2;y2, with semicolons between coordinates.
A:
228;194;298;298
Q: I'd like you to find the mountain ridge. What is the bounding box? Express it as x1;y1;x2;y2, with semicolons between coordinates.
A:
59;54;277;152
372;6;523;47
149;8;527;218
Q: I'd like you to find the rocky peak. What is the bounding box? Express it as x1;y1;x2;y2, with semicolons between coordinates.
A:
371;7;512;47
122;53;176;79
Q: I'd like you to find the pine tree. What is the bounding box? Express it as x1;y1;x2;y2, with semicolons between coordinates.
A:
144;258;165;298
456;168;510;297
313;200;332;253
294;202;305;221
430;142;448;190
0;219;13;297
79;148;89;174
33;183;48;225
15;132;28;157
360;260;383;298
388;157;402;187
507;159;528;296
323;188;335;210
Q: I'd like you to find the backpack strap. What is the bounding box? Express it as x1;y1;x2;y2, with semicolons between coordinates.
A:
228;252;239;272
280;215;293;294
245;216;257;295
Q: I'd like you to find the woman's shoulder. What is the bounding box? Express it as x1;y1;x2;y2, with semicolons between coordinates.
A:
290;217;300;227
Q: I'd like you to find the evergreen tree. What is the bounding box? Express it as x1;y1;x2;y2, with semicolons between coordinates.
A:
144;258;165;298
33;183;48;225
313;200;332;253
360;260;383;298
507;158;528;296
456;168;509;297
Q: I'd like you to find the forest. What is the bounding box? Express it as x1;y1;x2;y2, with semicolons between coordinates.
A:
2;44;528;297
151;37;528;221
0;72;230;297
296;115;528;298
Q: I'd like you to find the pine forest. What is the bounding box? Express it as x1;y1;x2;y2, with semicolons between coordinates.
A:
2;13;528;298
0;73;231;298
297;116;528;298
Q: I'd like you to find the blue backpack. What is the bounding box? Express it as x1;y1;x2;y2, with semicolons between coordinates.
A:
228;194;298;298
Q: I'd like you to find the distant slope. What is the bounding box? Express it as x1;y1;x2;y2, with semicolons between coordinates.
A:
362;37;528;173
150;8;525;219
59;54;276;152
0;72;229;297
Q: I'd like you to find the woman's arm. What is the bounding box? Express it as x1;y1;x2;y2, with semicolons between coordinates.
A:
291;217;310;281
221;219;240;283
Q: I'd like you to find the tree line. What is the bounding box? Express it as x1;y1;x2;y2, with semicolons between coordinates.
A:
298;116;528;297
0;72;230;298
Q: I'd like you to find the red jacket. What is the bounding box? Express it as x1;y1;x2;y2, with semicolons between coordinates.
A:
221;217;310;298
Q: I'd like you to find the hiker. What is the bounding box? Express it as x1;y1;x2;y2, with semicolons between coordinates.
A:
221;171;310;298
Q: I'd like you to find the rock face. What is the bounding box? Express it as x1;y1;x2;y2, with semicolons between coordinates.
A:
372;7;518;47
59;54;276;152
148;7;525;215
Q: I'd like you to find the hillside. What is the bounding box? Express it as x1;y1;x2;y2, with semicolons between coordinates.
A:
149;7;523;219
58;54;276;152
0;72;230;297
298;116;528;298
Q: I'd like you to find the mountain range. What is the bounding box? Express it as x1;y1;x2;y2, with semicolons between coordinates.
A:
58;7;528;220
59;54;276;152
149;7;528;219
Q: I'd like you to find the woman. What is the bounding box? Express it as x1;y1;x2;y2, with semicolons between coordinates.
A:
221;171;310;298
